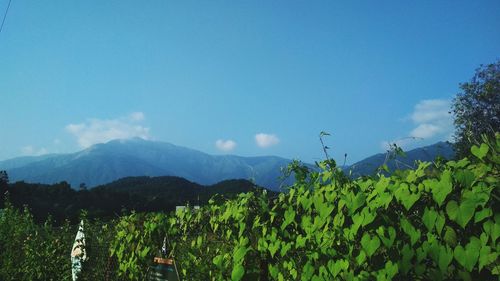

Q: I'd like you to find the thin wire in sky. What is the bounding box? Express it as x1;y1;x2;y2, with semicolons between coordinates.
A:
0;0;12;34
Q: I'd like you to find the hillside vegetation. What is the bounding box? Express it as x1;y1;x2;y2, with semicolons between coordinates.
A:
2;176;266;224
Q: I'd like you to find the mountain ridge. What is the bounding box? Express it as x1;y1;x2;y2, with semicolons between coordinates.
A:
0;138;455;191
344;141;454;177
0;138;293;191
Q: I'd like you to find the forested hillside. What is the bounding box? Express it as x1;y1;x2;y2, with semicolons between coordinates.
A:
2;176;268;224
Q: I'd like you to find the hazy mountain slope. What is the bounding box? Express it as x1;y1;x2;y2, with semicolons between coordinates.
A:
0;154;60;170
1;138;292;190
345;141;455;177
0;139;455;191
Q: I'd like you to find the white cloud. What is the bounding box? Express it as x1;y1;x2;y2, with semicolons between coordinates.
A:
380;99;453;151
129;112;145;121
66;112;150;148
411;99;451;124
215;139;236;152
21;145;48;156
410;124;441;139
409;99;453;139
255;133;280;148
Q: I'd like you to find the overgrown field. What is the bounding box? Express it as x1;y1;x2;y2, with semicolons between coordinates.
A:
1;136;499;280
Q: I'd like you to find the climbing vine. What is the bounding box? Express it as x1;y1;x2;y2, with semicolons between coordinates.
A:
1;135;498;280
110;134;500;280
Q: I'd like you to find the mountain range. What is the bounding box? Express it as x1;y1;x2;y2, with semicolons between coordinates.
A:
345;141;455;177
0;138;293;191
0;138;455;191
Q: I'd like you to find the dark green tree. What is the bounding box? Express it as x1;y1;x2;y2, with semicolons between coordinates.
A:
451;60;500;158
0;170;8;207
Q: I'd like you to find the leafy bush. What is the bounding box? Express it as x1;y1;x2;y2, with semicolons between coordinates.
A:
1;135;498;280
111;134;499;280
0;202;74;280
0;203;116;280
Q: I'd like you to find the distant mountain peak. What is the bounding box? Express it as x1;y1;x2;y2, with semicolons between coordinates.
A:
0;138;292;191
0;139;455;191
345;141;455;177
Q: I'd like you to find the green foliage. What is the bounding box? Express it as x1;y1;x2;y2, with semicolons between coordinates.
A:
5;177;266;225
0;201;73;280
109;134;499;280
0;202;116;280
0;170;8;208
452;60;500;158
1;135;499;280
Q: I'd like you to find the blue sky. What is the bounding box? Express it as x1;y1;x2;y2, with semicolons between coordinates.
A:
0;1;499;164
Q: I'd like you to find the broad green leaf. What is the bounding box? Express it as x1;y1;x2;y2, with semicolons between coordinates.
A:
384;261;398;279
422;207;438;232
374;176;390;194
454;169;475;189
269;264;279;279
327;259;349;278
377;226;396;248
435;211;446;235
348;192;366;215
394;183;421;210
416;245;428;263
296;234;307;249
231;264;245;281
333;212;344;227
281;207;295;230
313;193;325;212
474;208;492;223
280;242;292;257
478;246;498;272
446;200;459;221
356;250;367;265
483;219;493;234
443;226;457;247
302;262;315;281
233;246;247;263
454;237;481;272
290;268;298;279
438;245;453;274
480;232;488;246
431;170;453;206
377;192;393;209
446;199;477;229
213;254;224;268
301;216;314;236
361;233;380;257
400;218;421;246
299;195;312;211
400;244;414;275
493;221;500;243
288;188;296;203
470;143;489;160
139;246;149;258
268;241;280;258
361;207;376;227
318;202;334;219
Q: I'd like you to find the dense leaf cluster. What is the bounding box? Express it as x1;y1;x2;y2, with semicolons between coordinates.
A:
452;60;500;158
0;204;114;281
0;136;498;280
111;135;499;280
